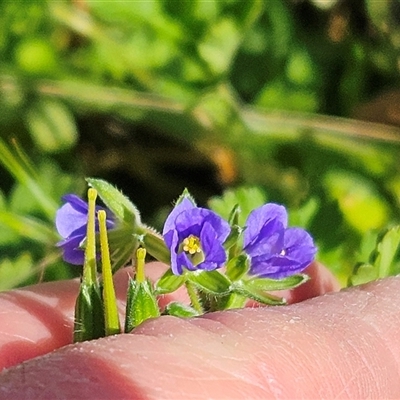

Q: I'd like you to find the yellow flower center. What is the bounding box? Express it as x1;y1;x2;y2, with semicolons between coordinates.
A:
182;235;202;255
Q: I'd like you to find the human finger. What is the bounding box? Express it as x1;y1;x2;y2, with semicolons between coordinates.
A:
0;276;399;399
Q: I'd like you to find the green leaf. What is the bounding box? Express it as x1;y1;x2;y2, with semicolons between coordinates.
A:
198;18;241;76
209;187;266;226
125;278;160;333
225;254;249;281
73;282;105;343
373;226;400;278
289;197;319;228
231;280;286;306
26;98;78;153
242;274;309;292
349;226;400;286
323;170;390;233
86;178;141;225
348;263;378;287
0;211;57;244
0;253;34;291
164;302;200;318
155;268;185;295
187;270;231;295
357;230;379;263
0;139;58;219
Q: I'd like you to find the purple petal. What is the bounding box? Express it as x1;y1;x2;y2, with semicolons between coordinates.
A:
57;234;85;265
163;229;177;252
244;220;285;256
55;202;88;238
174;252;194;274
199;221;227;268
249;253;301;277
249;227;317;279
62;194;89;214
284;228;317;266
163;202;230;275
243;204;288;249
175;208;230;243
162;197;195;237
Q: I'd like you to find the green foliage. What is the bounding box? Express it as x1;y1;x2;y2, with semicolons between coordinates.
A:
73;282;105;343
0;0;400;289
125;278;160;333
155;268;185;295
209;187;266;226
349;226;400;286
87;178;141;225
0;253;34;291
187;270;231;295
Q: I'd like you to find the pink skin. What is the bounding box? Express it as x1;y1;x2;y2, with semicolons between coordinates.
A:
0;262;399;399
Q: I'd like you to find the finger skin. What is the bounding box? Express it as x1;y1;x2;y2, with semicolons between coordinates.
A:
0;277;399;399
0;261;336;371
0;263;182;371
0;279;77;370
272;261;341;304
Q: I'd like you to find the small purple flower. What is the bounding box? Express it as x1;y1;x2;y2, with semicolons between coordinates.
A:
243;203;317;279
55;194;115;265
163;197;231;275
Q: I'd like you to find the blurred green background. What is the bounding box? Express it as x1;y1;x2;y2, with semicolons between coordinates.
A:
1;0;400;289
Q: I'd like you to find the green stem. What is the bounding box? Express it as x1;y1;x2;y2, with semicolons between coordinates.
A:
185;279;203;314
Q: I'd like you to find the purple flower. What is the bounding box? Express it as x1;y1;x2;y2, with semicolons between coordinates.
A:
163;197;231;275
55;194;115;265
243;203;317;279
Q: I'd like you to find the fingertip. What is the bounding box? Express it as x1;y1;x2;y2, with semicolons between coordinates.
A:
285;261;341;304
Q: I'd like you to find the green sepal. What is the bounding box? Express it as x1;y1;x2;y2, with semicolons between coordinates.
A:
163;301;200;318
243;274;309;292
226;254;249;281
124;278;160;333
175;188;196;207
155;268;185;295
228;204;241;226
231;280;286;306
187;270;231;295
73;282;105;343
141;227;171;265
206;292;247;311
223;225;243;252
86;178;141;225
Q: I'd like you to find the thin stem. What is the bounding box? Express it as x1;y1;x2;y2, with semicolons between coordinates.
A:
98;210;120;336
185;280;203;314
